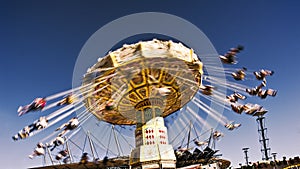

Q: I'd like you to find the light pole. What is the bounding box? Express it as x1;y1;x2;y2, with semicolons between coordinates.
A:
242;147;250;166
272;152;277;161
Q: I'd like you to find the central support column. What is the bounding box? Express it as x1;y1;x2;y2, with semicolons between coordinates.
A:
130;106;176;169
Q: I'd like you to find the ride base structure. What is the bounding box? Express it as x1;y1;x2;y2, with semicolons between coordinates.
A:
130;117;176;169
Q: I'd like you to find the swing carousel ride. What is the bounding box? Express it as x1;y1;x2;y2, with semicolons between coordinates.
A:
12;39;277;169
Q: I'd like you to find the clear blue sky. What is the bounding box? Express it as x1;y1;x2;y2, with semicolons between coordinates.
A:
1;1;300;168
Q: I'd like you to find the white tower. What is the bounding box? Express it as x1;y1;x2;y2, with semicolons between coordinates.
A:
130;117;176;169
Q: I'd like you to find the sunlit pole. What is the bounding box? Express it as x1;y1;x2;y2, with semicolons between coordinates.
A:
272;152;277;162
242;147;250;166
